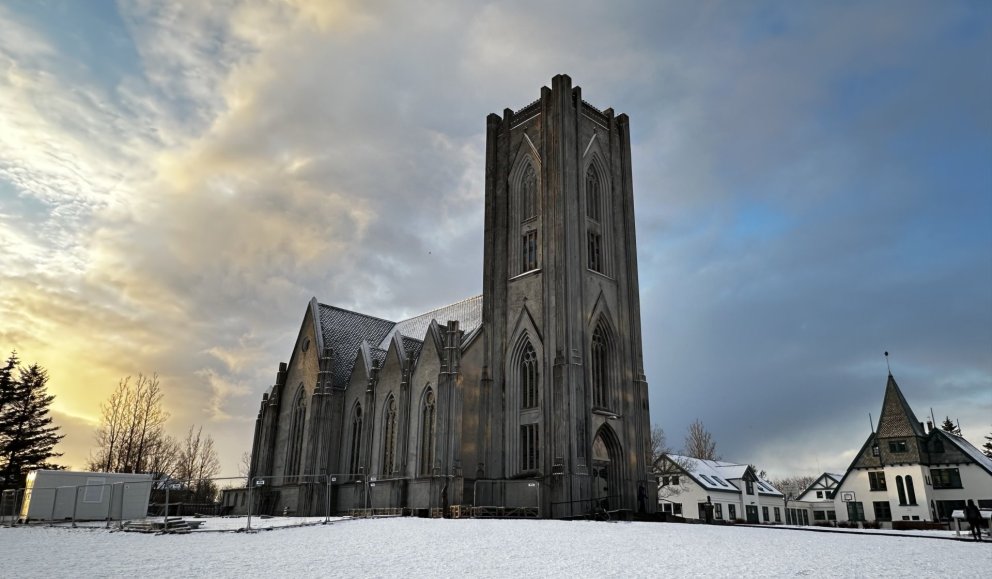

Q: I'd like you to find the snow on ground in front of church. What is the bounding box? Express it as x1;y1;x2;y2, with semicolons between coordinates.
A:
2;518;989;578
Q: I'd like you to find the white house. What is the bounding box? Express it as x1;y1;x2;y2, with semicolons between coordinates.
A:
832;373;992;527
656;454;786;523
790;472;844;524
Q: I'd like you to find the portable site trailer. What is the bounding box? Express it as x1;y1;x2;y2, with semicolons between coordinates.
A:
19;470;153;522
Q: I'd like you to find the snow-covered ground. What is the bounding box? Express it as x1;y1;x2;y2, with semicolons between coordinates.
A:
1;518;988;578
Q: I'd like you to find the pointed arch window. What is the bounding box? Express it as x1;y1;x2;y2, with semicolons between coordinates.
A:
586;165;601;222
895;475;907;505
381;395;398;474
590;320;615;409
420;388;437;476
349;403;363;475
521;342;539;409
521;164;537;221
905;475;916;505
286;385;307;479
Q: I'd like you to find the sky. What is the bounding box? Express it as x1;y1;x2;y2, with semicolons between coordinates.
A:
0;0;990;480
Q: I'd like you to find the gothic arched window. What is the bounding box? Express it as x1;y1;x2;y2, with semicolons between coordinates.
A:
521;164;537;221
285;385;306;479
381;395;398;475
521;342;539;409
420;388;437;476
349;403;363;475
586;165;601;222
906;475;916;505
590;320;615;409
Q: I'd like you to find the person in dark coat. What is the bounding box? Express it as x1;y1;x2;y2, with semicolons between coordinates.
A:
964;499;983;541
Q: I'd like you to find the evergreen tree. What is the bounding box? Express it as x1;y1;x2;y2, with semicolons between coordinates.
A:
0;361;64;489
983;427;992;460
939;416;961;437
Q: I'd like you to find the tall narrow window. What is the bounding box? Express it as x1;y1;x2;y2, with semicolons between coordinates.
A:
286;386;306;479
588;231;602;272
521;164;537;221
522;230;538;272
349;403;363;475
381;396;397;475
895;475;907;505
590;321;613;408
906;475;916;505
420;388;436;476
521;424;539;471
521;342;539;409
586;166;600;222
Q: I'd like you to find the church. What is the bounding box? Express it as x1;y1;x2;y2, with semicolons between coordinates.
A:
239;75;655;519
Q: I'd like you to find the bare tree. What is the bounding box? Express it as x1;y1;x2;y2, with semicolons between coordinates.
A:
175;425;221;501
89;374;176;476
771;475;817;500
683;418;719;460
650;424;671;468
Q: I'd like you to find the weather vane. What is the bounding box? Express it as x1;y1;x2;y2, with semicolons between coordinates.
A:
884;351;891;374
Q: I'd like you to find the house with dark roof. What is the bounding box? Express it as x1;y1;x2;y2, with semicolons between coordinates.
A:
233;76;654;519
656;454;786;523
831;373;992;526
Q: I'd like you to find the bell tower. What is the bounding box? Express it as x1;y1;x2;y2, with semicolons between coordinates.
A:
481;74;654;516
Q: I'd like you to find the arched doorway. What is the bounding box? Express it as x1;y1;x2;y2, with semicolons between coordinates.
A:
591;426;621;511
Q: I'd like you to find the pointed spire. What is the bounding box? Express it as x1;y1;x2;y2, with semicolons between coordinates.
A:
877;372;926;438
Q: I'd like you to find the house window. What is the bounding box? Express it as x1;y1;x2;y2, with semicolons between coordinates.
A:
873;501;892;521
349;403;363;475
895;475;907;505
847;501;865;522
872;443;880;456
381;395;397;474
586;166;601;222
827;491;835;499
905;475;917;505
888;440;908;453
931;468;962;489
520;342;539;409
762;506;769;522
745;480;754;495
714;503;723;519
774;507;781;523
420;388;436;476
816;491;823;499
813;510;826;521
868;471;887;491
728;504;736;520
587;231;602;272
522;230;538;272
521;424;540;471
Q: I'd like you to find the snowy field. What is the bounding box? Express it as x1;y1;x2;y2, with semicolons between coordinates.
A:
1;518;989;578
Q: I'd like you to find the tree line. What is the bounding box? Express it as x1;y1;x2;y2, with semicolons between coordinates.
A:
1;350;222;499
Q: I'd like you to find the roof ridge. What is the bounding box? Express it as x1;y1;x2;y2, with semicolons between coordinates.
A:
318;302;397;326
397;294;483;323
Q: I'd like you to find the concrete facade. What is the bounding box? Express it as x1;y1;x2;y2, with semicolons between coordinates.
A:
240;76;654;519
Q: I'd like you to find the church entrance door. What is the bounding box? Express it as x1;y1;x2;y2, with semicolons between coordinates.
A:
591;430;618;511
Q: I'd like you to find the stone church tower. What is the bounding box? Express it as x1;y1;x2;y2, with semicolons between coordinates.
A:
481;74;652;517
237;75;654;519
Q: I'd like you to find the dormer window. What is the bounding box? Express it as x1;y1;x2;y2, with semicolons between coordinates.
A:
888;440;908;453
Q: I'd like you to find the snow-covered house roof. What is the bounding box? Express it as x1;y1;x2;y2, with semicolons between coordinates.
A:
663;454;784;497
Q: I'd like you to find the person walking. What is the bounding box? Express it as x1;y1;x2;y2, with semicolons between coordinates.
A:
964;499;983;541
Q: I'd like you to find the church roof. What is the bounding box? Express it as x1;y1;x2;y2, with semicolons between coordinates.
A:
383;295;483;347
876;373;927;438
314;295;483;388
317;304;395;388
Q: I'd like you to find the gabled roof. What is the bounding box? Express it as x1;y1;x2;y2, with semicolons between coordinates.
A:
936;429;992;476
876;373;926;438
663;454;784;497
317;304;396;388
797;472;844;501
312;295;482;389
